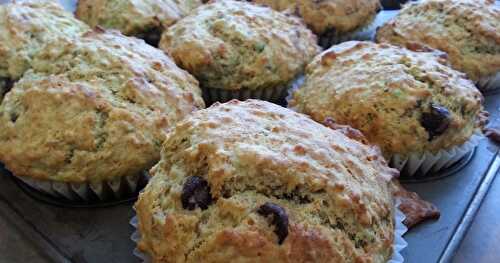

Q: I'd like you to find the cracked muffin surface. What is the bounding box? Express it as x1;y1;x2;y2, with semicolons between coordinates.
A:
0;0;89;80
376;0;500;84
289;41;485;157
135;99;396;263
159;0;320;93
0;30;204;183
250;0;381;36
75;0;203;46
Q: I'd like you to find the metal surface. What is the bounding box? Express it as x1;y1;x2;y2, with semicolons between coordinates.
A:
0;1;500;263
455;159;500;263
400;93;500;263
440;156;500;262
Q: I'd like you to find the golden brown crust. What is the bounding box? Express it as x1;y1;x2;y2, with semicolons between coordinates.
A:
290;41;485;157
376;0;500;82
136;100;395;263
75;0;202;41
390;181;440;229
159;0;320;92
0;30;204;183
251;0;381;35
0;0;89;80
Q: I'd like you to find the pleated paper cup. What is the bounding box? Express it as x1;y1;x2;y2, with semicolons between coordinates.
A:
202;85;288;105
202;74;306;106
130;206;408;263
390;132;484;178
16;171;149;201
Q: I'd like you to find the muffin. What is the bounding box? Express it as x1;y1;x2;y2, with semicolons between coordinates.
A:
290;41;486;176
0;0;89;81
0;29;205;200
75;0;203;46
135;99;398;263
159;0;320;104
250;0;381;48
376;0;500;91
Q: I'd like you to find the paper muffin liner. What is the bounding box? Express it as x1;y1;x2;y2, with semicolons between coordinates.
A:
389;132;483;178
15;171;149;201
202;74;306;105
202;85;288;105
476;72;500;92
130;206;408;263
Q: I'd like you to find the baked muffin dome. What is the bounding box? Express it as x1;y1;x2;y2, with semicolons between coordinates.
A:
0;0;89;80
251;0;381;37
0;30;204;183
135;100;396;263
376;0;500;86
159;0;319;101
290;41;485;157
76;0;203;46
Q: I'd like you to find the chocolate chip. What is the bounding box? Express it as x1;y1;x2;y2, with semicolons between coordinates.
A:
380;0;409;10
420;103;451;140
181;176;212;210
258;202;289;244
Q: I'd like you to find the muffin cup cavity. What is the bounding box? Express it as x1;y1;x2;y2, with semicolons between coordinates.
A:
390;132;484;178
129;206;408;263
15;172;149;201
476;72;500;93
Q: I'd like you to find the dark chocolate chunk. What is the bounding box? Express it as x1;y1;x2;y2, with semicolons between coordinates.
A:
181;176;213;210
420;103;451;140
258;202;289;244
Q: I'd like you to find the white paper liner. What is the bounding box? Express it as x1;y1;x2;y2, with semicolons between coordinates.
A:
202;85;288;105
201;74;307;105
130;206;408;263
476;72;500;92
389;132;483;177
16;171;148;201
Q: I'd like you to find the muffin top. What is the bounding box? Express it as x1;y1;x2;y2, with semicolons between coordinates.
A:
290;41;485;157
376;0;500;82
159;0;320;91
0;30;204;183
135;100;396;263
76;0;203;45
0;0;89;80
251;0;381;35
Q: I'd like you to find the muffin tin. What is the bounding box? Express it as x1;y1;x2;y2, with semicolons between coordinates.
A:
1;92;497;263
0;1;499;263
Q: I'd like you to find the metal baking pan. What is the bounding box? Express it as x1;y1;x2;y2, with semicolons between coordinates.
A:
0;1;499;262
